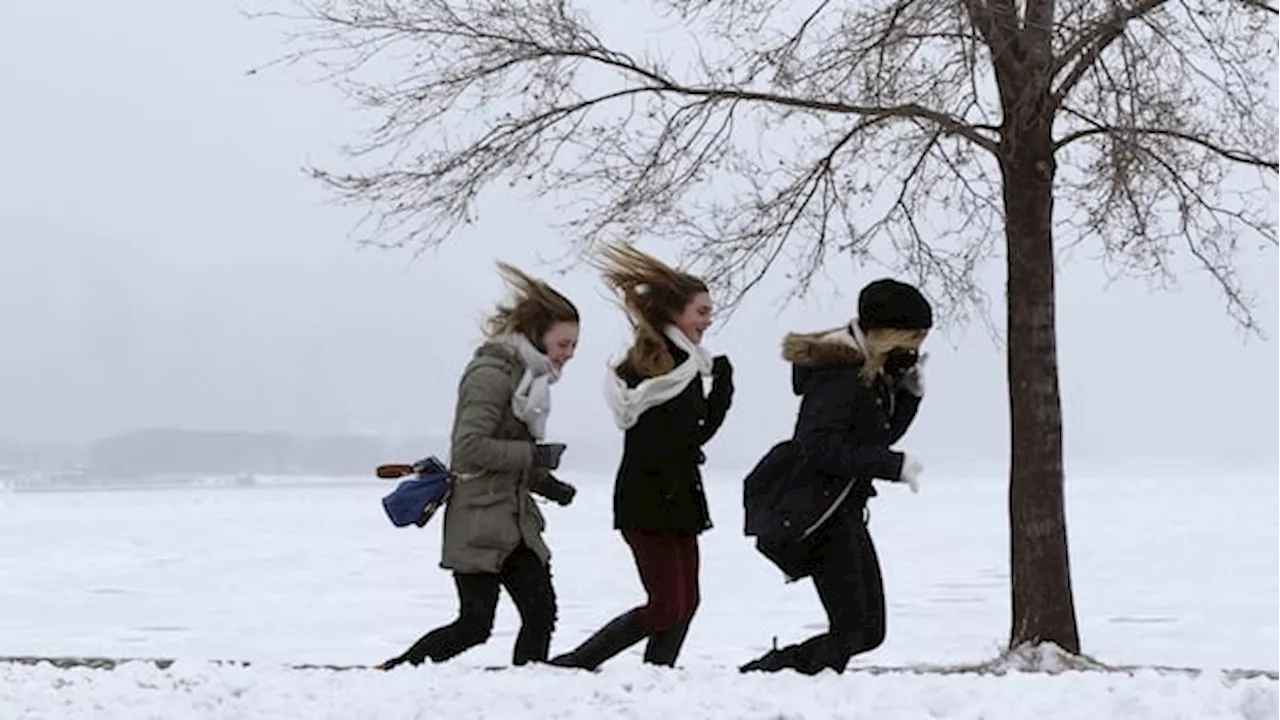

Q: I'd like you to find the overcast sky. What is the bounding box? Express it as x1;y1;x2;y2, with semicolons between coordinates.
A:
1;2;1276;479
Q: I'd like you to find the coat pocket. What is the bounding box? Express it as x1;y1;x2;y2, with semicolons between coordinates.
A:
459;487;521;551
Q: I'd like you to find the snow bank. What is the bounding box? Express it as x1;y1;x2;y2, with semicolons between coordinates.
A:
978;642;1110;673
2;661;1276;720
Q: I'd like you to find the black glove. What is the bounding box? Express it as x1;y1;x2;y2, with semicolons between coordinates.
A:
712;355;733;381
531;442;567;471
530;471;577;507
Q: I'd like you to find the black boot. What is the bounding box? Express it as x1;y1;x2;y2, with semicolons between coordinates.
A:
739;636;845;675
642;620;691;667
739;637;791;673
375;656;404;671
548;609;649;671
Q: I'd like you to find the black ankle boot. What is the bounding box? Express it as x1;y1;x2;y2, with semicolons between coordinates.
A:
740;636;846;675
739;637;792;673
548;609;649;671
642;620;692;667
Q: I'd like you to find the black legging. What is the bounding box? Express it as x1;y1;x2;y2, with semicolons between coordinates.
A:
748;502;886;674
392;544;557;666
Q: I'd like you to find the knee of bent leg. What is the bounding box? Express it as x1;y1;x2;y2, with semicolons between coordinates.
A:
864;621;886;652
646;595;697;632
683;593;700;624
464;622;493;647
841;619;885;655
457;607;497;647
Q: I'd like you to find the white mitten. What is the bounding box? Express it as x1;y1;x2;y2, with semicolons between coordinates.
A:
899;453;924;494
901;352;928;397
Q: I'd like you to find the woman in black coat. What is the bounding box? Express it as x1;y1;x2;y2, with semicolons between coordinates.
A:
739;278;932;675
549;243;733;670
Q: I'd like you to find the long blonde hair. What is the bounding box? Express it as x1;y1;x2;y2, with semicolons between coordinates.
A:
859;328;926;385
592;243;708;378
483;262;579;349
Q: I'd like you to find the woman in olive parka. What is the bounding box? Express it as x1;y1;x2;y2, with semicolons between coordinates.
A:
378;263;581;670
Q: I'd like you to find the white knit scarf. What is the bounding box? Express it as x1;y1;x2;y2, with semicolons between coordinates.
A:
604;325;714;430
818;319;868;354
818;317;905;408
500;333;561;441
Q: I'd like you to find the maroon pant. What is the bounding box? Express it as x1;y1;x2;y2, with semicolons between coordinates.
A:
622;529;700;632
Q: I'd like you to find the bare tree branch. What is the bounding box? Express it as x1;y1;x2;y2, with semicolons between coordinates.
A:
1051;0;1170;104
253;0;1010;317
1237;0;1279;14
258;0;1275;330
1044;0;1277;332
1055;126;1280;168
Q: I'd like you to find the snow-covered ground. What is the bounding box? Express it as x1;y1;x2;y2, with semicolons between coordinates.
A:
1;472;1276;718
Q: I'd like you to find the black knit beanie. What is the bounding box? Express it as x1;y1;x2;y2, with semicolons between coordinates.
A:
856;279;934;331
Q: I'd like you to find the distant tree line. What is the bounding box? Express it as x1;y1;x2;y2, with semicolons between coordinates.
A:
0;429;623;478
0;430;448;478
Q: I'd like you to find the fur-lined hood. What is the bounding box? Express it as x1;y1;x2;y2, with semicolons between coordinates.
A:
781;328;865;368
781;324;866;396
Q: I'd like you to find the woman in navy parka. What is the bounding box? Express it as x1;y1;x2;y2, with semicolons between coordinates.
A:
740;278;932;675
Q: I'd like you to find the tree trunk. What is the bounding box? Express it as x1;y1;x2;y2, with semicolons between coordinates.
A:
1000;132;1081;654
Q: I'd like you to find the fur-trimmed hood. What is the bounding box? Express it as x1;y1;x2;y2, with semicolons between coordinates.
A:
781;328;864;368
781;324;866;396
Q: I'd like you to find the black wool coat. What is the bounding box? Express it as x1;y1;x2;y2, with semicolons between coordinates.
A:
743;330;920;562
612;342;733;535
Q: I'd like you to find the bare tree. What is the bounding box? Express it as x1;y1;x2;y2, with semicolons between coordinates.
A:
258;0;1278;654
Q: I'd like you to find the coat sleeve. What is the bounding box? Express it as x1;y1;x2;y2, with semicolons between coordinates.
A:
450;364;534;474
794;370;905;481
698;373;733;446
887;390;922;444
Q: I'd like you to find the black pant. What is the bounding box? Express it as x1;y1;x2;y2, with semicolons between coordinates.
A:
810;504;886;666
748;502;886;674
394;544;557;666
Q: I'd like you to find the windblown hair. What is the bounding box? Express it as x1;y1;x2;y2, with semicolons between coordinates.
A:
859;328;926;385
593;243;708;378
483;262;579;350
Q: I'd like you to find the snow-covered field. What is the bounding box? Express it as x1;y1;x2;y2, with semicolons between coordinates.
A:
1;472;1276;718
